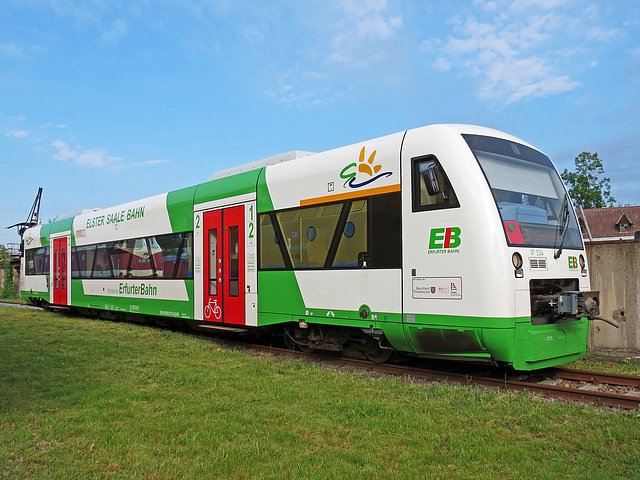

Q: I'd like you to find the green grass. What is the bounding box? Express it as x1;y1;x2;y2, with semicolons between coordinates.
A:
568;353;640;376
1;306;639;480
0;296;24;304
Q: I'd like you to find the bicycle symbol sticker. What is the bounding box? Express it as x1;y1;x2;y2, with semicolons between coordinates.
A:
204;298;222;320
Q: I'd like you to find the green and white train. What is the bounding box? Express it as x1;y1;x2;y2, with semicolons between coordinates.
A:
20;124;600;370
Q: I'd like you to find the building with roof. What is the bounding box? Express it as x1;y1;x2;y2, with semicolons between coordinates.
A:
576;206;640;242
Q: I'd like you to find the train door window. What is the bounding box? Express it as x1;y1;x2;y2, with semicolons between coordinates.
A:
412;156;460;212
209;229;218;295
228;226;239;297
61;244;66;286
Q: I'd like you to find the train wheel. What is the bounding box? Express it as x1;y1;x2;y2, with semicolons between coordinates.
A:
298;344;316;353
364;348;394;364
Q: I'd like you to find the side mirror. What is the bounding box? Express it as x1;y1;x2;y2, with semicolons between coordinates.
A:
422;163;448;199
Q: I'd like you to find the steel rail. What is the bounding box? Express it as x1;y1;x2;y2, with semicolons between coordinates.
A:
2;302;639;410
548;367;640;388
242;344;640;410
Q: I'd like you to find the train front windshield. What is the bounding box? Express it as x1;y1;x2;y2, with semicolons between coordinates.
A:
463;134;583;249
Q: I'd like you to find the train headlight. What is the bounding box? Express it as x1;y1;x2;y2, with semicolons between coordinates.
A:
579;254;587;277
512;252;524;278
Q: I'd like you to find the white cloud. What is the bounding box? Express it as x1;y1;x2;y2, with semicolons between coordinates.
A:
130;159;170;167
509;0;572;11
327;0;403;65
265;85;336;109
428;6;588;103
76;148;122;168
51;139;123;169
265;0;403;108
5;129;28;138
51;139;78;161
585;26;620;43
474;0;498;12
0;43;26;58
101;18;128;43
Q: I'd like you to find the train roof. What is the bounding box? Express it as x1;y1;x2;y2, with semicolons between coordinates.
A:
54;208;103;222
209;150;315;181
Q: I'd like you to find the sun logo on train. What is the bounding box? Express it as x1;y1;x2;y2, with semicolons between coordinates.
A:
340;146;393;189
25;234;34;246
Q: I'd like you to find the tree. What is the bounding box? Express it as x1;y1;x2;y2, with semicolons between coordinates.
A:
561;152;616;209
0;245;15;299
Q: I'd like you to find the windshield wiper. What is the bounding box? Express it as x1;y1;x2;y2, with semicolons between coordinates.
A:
553;198;570;259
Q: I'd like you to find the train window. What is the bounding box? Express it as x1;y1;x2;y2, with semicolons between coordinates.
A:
277;204;342;269
72;245;95;278
110;240;134;278
464;134;583;249
333;201;367;267
412;156;460;212
228;226;239;296
368;193;402;268
259;214;287;269
70;231;193;280
92;243;113;278
154;233;185;279
176;232;193;279
258;192;401;270
127;239;156;278
25;247;49;275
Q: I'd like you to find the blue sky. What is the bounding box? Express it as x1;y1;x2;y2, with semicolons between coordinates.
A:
2;0;639;247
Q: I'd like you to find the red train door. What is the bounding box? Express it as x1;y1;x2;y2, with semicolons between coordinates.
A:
52;237;68;305
202;206;245;325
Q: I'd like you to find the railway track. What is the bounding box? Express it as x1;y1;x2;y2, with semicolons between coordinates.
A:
0;301;41;310
3;301;639;410
238;343;640;411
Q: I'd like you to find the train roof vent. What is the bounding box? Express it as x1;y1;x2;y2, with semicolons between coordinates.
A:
209;150;316;181
54;208;103;222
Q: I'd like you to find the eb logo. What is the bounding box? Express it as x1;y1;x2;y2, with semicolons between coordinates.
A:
568;256;578;270
429;227;461;249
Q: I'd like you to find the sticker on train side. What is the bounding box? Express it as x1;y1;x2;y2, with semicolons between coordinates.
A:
568;256;578;270
428;227;461;254
81;279;189;301
339;146;393;189
412;277;462;299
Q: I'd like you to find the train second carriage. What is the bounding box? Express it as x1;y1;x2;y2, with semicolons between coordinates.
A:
20;124;600;370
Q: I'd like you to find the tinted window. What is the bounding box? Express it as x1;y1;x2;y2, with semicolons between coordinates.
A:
259;192;401;270
25;247;49;275
464;134;583;249
70;231;193;279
